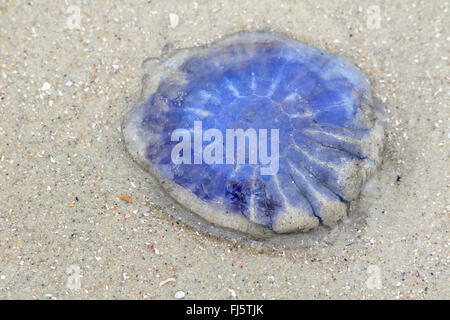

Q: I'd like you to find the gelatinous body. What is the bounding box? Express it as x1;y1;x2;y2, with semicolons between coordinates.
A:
123;32;384;239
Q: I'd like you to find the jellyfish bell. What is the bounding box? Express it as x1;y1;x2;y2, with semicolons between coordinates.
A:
122;32;384;246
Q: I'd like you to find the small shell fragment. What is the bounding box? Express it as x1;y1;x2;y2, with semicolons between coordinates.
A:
169;13;179;29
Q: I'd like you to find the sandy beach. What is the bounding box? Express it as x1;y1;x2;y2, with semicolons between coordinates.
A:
0;0;448;299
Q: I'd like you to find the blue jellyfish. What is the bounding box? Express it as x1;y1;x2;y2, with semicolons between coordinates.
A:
123;32;384;239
